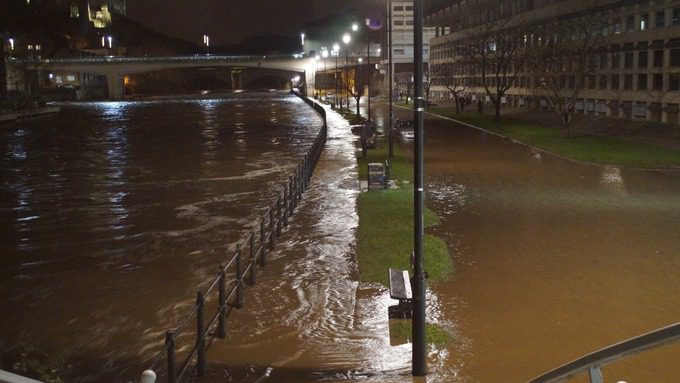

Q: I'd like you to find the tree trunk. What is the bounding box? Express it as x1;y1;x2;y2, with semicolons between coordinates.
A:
494;99;502;122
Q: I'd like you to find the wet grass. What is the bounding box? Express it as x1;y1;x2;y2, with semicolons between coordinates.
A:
389;320;453;347
355;141;452;286
428;108;680;168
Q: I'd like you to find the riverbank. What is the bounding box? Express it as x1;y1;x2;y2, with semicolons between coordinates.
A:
396;100;680;169
0;107;61;124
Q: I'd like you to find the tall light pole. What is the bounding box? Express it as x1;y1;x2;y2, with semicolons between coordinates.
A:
333;43;340;109
387;0;394;160
321;47;329;97
365;18;372;123
342;32;351;113
412;0;427;377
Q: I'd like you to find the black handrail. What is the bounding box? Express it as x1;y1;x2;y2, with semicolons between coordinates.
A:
528;322;680;383
138;92;327;382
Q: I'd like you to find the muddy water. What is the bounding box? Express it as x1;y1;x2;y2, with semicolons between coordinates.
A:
382;104;680;382
3;91;679;382
0;92;323;380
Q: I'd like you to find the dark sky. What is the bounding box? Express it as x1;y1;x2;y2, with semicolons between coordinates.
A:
126;0;385;46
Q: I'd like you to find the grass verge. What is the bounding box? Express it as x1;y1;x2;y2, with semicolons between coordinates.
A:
354;140;452;286
428;107;680;168
389;320;453;347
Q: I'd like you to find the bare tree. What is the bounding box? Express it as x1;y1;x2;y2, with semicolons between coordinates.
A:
446;82;466;114
423;69;440;109
463;7;525;122
526;4;603;137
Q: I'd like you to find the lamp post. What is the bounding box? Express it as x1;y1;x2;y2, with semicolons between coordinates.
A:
342;32;351;113
333;43;339;109
412;0;427;377
388;0;393;160
321;47;328;97
365;18;372;123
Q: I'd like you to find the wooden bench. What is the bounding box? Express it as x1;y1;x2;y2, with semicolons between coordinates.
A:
388;268;413;319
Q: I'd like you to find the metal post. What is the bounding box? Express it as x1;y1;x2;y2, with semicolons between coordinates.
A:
218;265;226;338
260;219;267;266
388;0;394;160
412;0;427;376
249;233;257;285
269;207;275;249
165;331;177;383
235;248;244;308
276;196;282;236
195;291;206;377
283;185;289;226
367;28;371;122
588;366;604;383
335;51;339;109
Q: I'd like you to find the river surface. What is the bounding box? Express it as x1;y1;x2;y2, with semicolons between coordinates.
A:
2;93;680;383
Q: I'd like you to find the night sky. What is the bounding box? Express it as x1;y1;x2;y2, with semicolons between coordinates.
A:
125;0;386;46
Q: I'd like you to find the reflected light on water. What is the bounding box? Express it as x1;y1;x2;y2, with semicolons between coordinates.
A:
600;166;627;196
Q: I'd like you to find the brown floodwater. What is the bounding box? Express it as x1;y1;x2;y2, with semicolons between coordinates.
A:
2;93;679;383
387;104;680;383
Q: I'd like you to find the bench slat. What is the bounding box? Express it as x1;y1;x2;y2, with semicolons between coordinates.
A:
388;268;412;300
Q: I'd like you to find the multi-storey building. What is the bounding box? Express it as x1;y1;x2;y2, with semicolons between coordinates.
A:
384;1;437;99
425;0;680;124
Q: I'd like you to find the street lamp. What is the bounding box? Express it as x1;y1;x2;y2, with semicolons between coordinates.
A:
300;32;305;54
332;43;339;109
342;32;351;112
203;34;210;55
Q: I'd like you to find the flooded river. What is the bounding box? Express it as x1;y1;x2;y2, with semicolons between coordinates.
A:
1;93;679;382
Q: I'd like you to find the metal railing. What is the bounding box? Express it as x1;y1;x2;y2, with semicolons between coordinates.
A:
8;54;302;65
528;322;680;383
138;91;326;383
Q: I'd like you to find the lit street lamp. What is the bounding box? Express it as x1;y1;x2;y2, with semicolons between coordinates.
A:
342;32;351;112
332;43;339;109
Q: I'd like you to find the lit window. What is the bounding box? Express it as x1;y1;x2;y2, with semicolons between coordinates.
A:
640;14;649;30
67;75;76;81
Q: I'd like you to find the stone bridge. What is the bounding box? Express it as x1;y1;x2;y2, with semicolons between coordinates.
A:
9;54;347;99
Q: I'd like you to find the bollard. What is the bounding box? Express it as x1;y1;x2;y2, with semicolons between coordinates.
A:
249;233;257;285
165;331;177;383
259;219;267;266
140;370;156;383
235;247;244;308
195;291;206;377
217;265;226;338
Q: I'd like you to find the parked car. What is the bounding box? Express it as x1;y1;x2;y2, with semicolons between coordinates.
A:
401;128;415;140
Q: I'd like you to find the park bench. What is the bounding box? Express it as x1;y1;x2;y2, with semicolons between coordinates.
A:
388;268;413;319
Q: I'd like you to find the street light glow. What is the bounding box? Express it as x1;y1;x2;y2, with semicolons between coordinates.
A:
300;32;305;46
342;33;351;45
351;23;358;31
8;38;15;50
332;43;340;53
321;47;329;58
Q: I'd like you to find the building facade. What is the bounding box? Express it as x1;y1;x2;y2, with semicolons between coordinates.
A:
425;0;680;124
384;1;437;100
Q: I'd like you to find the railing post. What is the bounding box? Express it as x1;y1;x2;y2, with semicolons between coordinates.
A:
588;366;603;383
283;187;289;227
195;290;206;377
235;247;244;308
217;265;226;338
269;207;275;249
249;233;257;285
260;218;267;266
288;176;294;215
165;330;177;383
276;195;282;237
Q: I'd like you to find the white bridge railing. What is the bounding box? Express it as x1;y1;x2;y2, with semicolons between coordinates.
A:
528;322;680;383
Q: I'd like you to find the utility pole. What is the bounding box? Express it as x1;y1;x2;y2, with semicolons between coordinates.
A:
412;0;427;377
366;20;371;123
387;0;394;160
